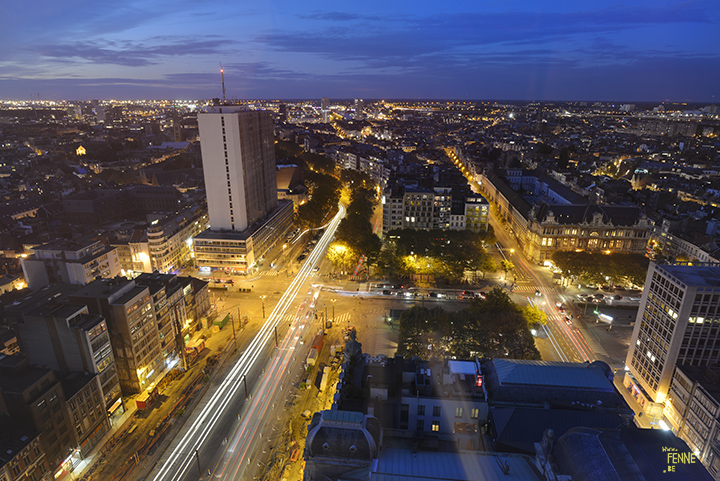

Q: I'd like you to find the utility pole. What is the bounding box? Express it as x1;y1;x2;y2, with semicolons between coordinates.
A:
243;375;249;398
195;448;202;478
274;326;278;347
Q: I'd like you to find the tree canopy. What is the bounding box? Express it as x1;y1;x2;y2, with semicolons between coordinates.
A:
397;287;540;360
334;187;382;265
295;171;341;229
382;228;494;283
551;251;649;287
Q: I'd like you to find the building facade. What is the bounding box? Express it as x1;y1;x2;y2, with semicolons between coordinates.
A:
71;279;162;394
197;106;277;232
21;239;121;290
0;415;51;481
0;358;74;478
525;204;653;262
382;186;490;236
665;365;720;479
5;285;122;420
193;200;293;274
626;263;720;407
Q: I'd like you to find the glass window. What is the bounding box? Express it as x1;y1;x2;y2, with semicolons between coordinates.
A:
432;421;440;432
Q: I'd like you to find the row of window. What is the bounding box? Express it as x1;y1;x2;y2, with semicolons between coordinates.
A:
415;405;480;418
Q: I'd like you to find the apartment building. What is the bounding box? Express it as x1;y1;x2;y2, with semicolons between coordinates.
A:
0;357;74;478
0;415;51;481
71;279;162;394
135;273;200;363
665;365;720;479
21;239;120;290
382;186;490;236
5;284;122;420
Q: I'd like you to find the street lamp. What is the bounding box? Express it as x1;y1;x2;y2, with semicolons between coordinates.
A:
330;298;336;322
260;295;267;318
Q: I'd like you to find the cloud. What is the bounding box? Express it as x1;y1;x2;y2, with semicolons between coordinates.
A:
261;3;715;70
30;37;231;67
298;11;382;22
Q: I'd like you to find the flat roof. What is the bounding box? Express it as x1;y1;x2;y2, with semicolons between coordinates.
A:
492;359;612;391
657;263;720;288
448;360;478;376
370;448;541;481
322;410;364;424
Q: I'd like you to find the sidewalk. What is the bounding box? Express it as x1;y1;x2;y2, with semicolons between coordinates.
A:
613;373;657;430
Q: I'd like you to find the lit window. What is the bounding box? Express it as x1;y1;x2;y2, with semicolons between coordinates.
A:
470;408;479;419
432;421;440;432
455;407;463;418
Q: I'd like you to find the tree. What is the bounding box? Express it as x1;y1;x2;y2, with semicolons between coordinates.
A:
522;305;548;328
326;241;358;273
295;171;341;229
479;256;497;279
375;240;403;279
500;259;515;279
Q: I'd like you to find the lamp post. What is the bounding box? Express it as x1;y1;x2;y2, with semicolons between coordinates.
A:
260;295;266;318
331;298;336;322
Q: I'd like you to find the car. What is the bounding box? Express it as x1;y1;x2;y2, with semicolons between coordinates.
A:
382;290;391;295
614;294;623;300
558;307;565;313
296;254;307;261
313;266;320;272
461;291;475;299
535;289;541;296
564;316;572;326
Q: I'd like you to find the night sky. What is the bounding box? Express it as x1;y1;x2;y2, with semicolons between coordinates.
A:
2;0;719;101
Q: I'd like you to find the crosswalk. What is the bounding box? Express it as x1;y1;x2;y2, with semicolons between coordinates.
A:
512;285;556;293
260;271;281;277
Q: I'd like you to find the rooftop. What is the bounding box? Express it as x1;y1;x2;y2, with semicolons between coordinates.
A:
370;448;542;481
492;359;614;391
657;263;720;288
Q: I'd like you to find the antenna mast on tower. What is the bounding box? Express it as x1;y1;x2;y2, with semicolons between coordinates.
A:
220;63;226;103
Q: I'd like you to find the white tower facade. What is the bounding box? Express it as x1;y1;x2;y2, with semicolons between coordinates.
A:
198;106;277;232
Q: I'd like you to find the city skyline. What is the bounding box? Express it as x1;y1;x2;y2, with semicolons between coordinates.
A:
2;0;719;102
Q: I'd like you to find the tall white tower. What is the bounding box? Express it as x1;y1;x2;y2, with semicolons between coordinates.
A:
198;106;277;231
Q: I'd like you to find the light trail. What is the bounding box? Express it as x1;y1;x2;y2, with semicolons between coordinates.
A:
151;204;346;481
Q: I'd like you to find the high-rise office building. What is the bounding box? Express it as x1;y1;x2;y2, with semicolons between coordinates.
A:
197;106;277;232
194;104;293;273
354;98;364;120
626;262;720;405
320;97;330;123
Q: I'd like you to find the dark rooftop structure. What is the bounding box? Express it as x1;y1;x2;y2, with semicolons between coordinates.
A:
553;425;714;481
482;359;632;412
534;203;643;226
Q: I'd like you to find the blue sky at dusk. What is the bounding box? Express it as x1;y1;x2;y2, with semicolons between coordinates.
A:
1;0;718;101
